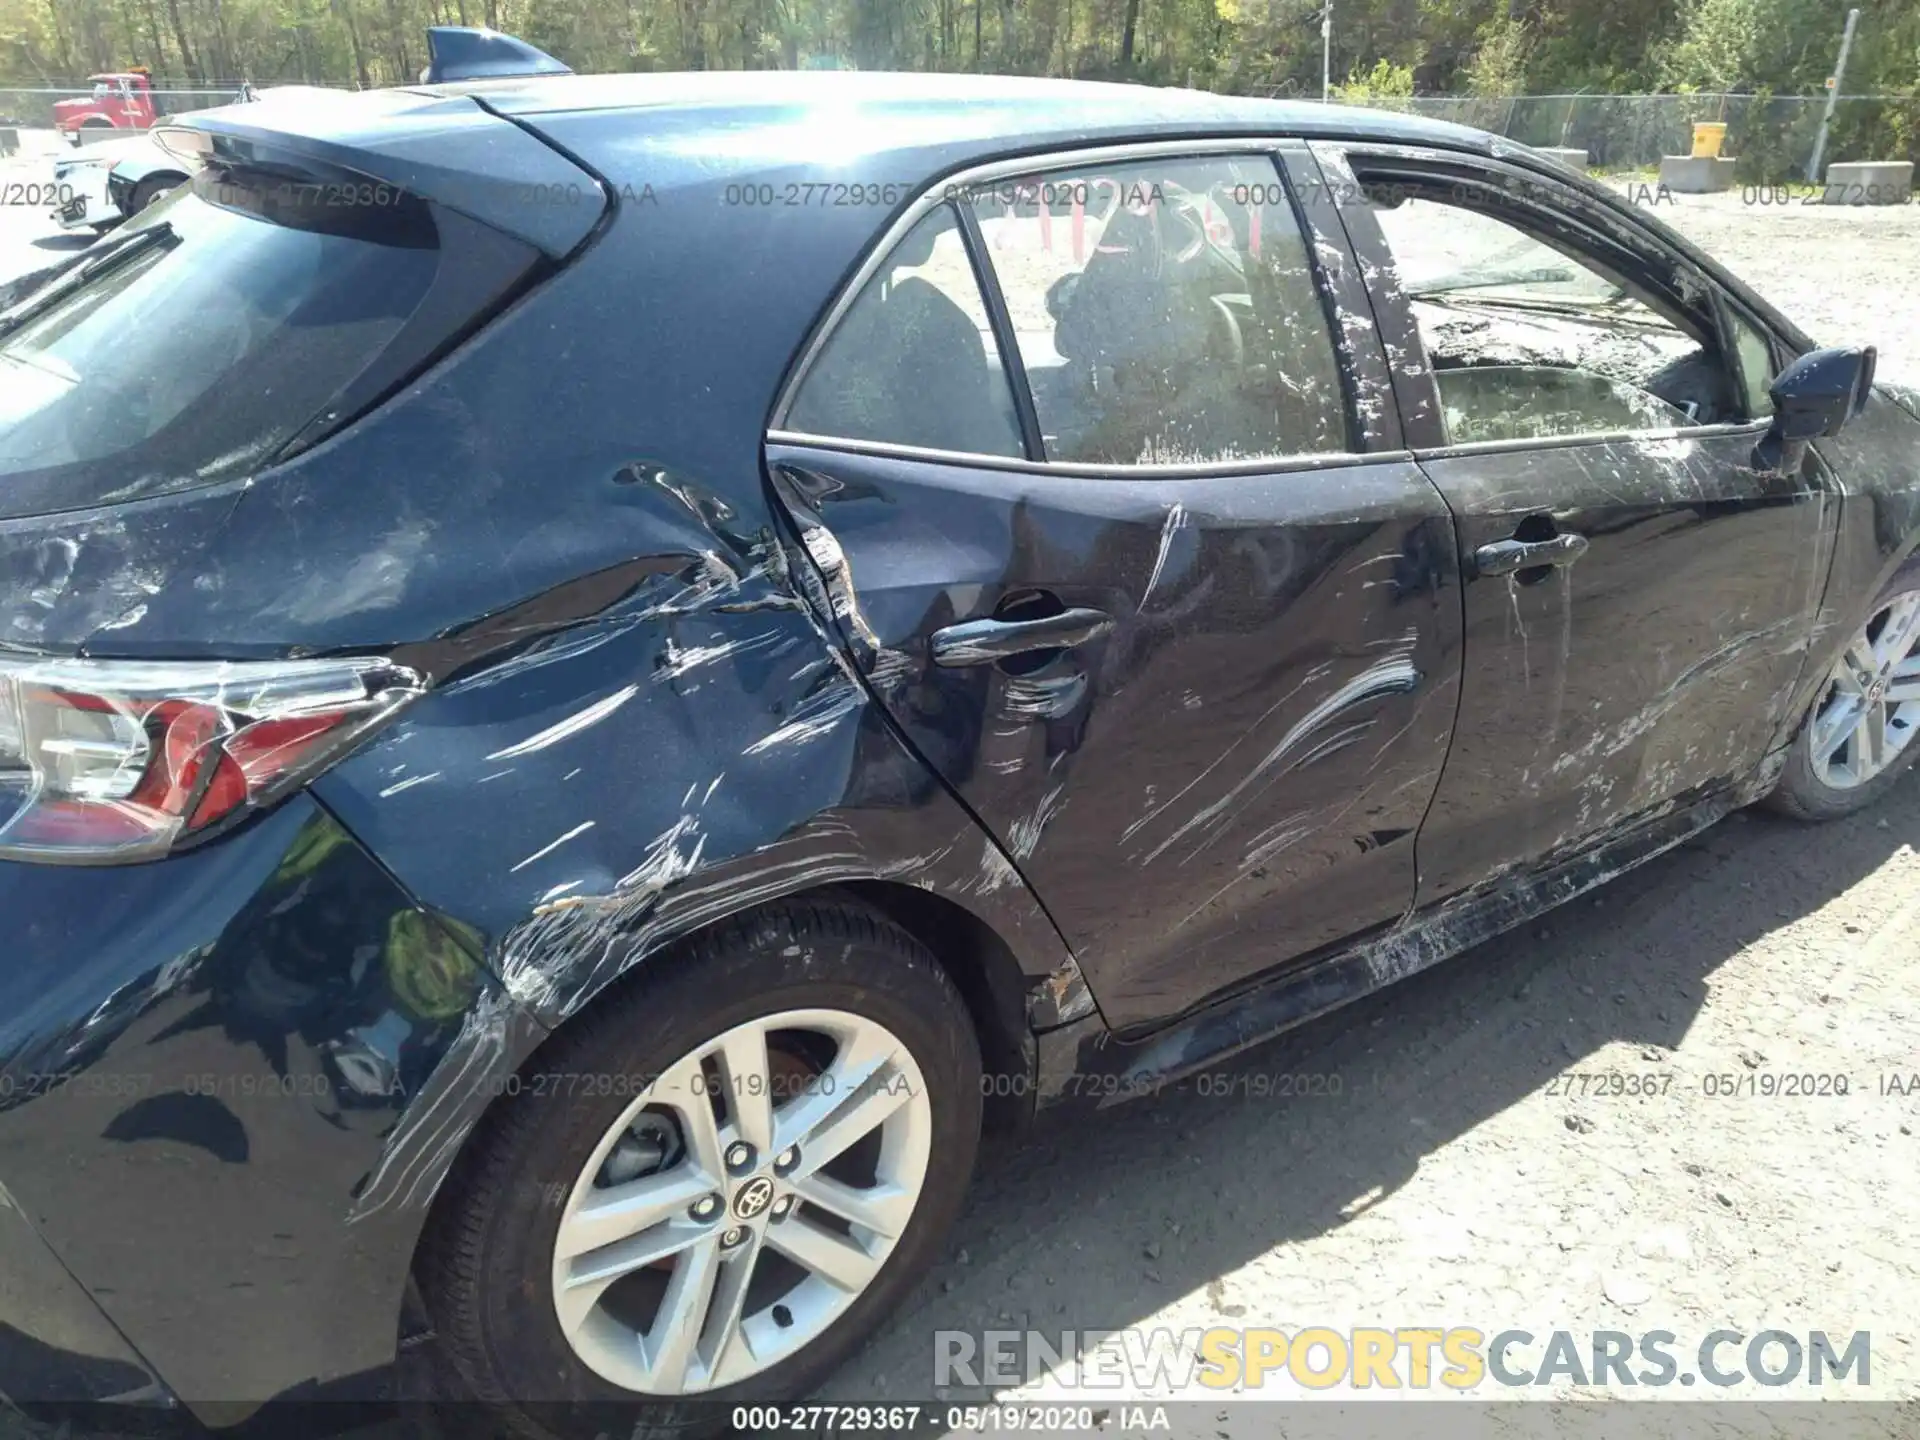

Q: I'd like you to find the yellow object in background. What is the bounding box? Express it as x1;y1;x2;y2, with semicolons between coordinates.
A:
1692;121;1728;157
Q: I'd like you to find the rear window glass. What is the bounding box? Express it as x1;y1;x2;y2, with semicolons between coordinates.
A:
785;205;1025;458
0;166;440;517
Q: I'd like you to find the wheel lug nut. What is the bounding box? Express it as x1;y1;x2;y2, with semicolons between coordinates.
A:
770;1195;795;1221
774;1146;799;1173
689;1193;722;1222
720;1226;746;1248
725;1142;755;1173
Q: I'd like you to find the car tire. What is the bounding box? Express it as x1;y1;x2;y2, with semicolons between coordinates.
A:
1767;566;1920;821
129;176;180;212
416;897;983;1440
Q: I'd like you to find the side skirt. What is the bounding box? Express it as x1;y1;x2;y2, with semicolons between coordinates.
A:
1034;789;1743;1111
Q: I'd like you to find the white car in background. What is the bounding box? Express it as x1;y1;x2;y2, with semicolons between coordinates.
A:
47;81;266;233
49;130;192;232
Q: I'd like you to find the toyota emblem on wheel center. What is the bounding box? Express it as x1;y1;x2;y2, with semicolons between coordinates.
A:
733;1176;775;1219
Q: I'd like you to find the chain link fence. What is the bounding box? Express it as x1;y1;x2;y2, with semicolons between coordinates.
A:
1326;92;1920;183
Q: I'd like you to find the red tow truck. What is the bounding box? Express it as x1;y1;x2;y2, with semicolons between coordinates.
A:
52;70;158;144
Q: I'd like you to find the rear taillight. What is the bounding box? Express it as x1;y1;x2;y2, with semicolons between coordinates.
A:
0;656;422;863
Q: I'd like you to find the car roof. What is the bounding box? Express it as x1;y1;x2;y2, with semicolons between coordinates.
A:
184;71;1495;181
400;71;1507;217
173;71;1505;256
421;69;1491;164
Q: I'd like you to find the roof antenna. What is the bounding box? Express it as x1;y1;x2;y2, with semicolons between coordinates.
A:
421;26;573;85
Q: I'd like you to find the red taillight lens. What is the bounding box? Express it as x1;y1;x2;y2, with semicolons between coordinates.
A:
0;657;422;863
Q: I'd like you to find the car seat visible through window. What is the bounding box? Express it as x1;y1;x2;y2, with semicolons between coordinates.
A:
786;209;1023;458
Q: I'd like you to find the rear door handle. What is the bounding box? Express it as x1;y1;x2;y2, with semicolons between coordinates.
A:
1473;533;1589;577
930;608;1114;667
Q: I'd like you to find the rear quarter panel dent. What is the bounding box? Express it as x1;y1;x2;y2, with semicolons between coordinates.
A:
312;467;1078;1031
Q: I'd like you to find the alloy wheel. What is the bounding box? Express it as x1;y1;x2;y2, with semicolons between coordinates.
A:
1809;593;1920;789
548;1008;931;1394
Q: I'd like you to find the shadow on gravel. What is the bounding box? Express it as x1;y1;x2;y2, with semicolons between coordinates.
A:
834;774;1920;1399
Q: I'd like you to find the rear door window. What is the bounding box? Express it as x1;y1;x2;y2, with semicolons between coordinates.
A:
0;163;532;519
966;154;1348;466
785;205;1024;458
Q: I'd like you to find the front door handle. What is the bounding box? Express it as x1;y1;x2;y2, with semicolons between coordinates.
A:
1473;532;1589;578
930;607;1114;668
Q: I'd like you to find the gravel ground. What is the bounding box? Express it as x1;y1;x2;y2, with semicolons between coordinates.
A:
1641;187;1920;383
0;162;1917;1437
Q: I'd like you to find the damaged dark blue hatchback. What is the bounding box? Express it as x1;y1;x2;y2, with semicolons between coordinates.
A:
4;57;1920;1438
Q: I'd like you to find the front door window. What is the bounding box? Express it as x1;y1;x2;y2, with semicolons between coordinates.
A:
1365;190;1743;443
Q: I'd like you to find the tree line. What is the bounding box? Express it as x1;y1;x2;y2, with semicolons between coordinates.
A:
2;0;1915;103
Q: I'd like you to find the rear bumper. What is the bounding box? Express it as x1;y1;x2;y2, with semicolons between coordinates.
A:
0;1182;172;1406
52;192;96;229
52;196;95;229
0;795;543;1419
49;162;113;229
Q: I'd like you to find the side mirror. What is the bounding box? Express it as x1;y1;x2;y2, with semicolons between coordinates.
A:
1753;345;1876;471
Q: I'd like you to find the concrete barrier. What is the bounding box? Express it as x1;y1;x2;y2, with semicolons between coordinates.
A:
1822;161;1913;205
1657;155;1737;193
1534;146;1590;171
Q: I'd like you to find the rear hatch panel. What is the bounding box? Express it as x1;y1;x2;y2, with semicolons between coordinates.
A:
0;90;607;655
167;88;607;257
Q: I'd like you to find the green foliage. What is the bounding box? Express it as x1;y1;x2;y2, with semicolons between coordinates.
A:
1724;84;1802;181
1330;56;1413;103
0;0;1913;131
1658;0;1765;92
1463;15;1529;98
1662;0;1920;97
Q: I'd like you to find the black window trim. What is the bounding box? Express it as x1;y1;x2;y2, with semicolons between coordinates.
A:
1274;141;1399;454
763;431;1388;481
951;197;1045;462
1316;140;1778;461
766;136;1378;476
1721;293;1789;416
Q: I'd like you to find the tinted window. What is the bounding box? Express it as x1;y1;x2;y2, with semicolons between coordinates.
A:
1730;309;1777;417
786;206;1023;458
0;166;445;516
969;155;1346;466
1365;190;1738;442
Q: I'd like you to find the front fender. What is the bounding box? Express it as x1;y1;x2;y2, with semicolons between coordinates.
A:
1797;390;1920;720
